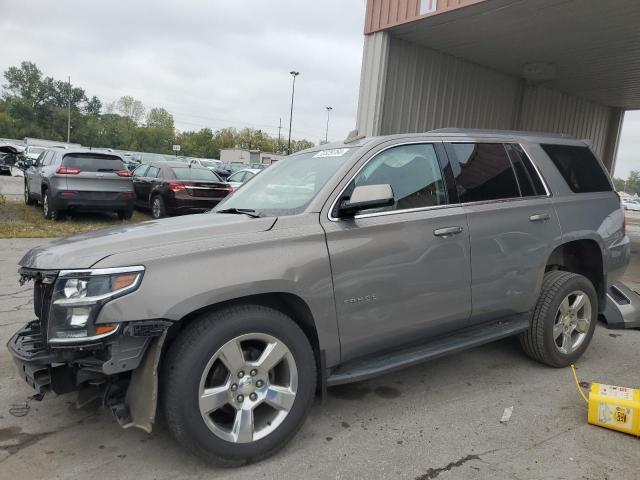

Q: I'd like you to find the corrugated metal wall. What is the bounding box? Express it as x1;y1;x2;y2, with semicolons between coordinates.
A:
518;85;615;160
356;34;622;169
356;32;391;140
379;36;520;135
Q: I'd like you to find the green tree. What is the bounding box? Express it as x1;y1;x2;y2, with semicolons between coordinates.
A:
146;107;174;130
116;95;145;124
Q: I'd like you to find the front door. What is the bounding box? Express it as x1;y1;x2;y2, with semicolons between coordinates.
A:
322;142;472;361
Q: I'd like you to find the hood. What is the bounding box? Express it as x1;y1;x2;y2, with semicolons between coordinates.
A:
19;213;277;270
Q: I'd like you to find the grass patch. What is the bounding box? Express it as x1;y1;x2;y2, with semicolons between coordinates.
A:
0;197;151;238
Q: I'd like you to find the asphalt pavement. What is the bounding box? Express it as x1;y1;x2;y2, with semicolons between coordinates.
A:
1;204;640;479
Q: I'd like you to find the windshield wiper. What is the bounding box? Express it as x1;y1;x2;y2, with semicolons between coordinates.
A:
216;208;261;218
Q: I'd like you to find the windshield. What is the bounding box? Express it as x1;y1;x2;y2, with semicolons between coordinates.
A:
213;148;355;217
172;167;220;181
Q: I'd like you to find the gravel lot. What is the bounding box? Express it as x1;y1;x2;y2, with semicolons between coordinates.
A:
1;206;640;478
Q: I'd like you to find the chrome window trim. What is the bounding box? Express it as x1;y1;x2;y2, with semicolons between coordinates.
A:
328;140;552;222
328;141;447;222
517;143;552;197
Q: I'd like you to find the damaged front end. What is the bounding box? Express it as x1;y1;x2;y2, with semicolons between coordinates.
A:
7;267;171;432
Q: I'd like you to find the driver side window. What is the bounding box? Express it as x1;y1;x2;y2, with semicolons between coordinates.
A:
345;143;447;214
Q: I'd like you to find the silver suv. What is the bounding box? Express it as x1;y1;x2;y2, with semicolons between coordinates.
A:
8;130;629;466
23;148;135;219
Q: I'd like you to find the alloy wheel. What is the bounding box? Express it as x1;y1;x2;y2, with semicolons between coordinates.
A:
553;290;591;354
198;333;298;444
152;198;161;218
43;193;49;216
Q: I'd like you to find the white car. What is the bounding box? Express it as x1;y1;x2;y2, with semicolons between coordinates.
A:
622;197;640;211
225;168;262;190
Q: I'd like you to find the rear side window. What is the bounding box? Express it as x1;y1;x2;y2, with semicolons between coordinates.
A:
172;167;219;181
62;153;124;172
146;166;161;178
541;144;611;193
446;143;520;202
506;144;547;197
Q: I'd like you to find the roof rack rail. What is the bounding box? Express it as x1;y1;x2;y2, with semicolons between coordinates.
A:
344;129;366;144
428;128;575;139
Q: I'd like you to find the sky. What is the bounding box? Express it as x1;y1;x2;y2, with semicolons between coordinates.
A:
0;0;367;144
0;0;637;176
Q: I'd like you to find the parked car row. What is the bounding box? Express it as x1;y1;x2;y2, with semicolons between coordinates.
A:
20;148;262;220
621;196;640;211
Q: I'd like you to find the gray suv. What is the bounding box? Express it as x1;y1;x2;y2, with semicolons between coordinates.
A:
23;148;135;220
8;130;629;466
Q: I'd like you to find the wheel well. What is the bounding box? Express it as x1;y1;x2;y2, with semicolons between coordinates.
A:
545;240;605;308
168;293;321;362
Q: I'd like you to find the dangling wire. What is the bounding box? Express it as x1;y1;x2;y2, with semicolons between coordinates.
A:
571;364;589;403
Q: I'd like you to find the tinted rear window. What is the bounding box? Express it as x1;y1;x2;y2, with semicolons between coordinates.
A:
172;167;219;181
541;144;611;193
446;143;520;203
62;153;124;172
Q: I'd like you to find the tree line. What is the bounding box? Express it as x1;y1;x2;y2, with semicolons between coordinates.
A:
613;171;640;195
0;61;314;158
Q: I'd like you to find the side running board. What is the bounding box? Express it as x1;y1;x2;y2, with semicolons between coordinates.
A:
327;315;530;386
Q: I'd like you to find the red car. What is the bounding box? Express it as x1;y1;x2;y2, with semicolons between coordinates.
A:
132;161;233;218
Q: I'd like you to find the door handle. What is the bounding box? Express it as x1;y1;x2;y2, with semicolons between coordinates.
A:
529;213;550;222
433;226;463;237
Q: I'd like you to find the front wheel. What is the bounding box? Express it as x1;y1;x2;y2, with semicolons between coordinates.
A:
162;305;316;466
520;271;597;367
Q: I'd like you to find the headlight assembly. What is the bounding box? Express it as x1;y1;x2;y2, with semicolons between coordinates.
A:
48;266;144;344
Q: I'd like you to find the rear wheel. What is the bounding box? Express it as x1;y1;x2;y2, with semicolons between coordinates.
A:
162;305;316;466
24;181;36;206
151;195;166;219
42;189;64;220
520;271;597;367
117;208;133;220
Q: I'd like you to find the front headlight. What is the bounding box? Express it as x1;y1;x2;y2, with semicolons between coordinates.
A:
48;266;144;344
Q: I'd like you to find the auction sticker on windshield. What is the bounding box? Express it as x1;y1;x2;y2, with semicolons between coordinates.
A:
313;148;349;158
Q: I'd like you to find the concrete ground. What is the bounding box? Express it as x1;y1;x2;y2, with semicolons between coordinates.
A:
1;221;639;479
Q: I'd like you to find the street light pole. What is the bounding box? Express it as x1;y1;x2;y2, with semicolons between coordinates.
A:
287;71;299;154
325;106;333;143
67;76;71;143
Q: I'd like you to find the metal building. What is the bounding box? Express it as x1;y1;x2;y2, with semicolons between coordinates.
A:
356;0;640;172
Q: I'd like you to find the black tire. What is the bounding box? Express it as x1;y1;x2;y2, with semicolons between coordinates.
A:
151;195;166;219
520;271;597;367
117;208;133;220
42;189;64;220
162;305;316;467
24;181;36;206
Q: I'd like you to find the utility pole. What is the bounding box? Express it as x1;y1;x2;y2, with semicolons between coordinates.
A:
277;117;282;153
325;106;333;143
67;76;71;143
287;71;299;154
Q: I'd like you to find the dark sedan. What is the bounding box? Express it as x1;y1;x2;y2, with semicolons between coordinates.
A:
132;161;233;218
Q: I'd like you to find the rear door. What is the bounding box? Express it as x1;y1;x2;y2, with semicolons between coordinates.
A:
444;142;562;324
132;164;149;205
61;153;132;200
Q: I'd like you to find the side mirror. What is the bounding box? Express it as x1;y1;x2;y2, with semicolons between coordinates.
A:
338;184;394;217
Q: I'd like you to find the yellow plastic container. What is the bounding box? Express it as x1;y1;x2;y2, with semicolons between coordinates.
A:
587;383;640;436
